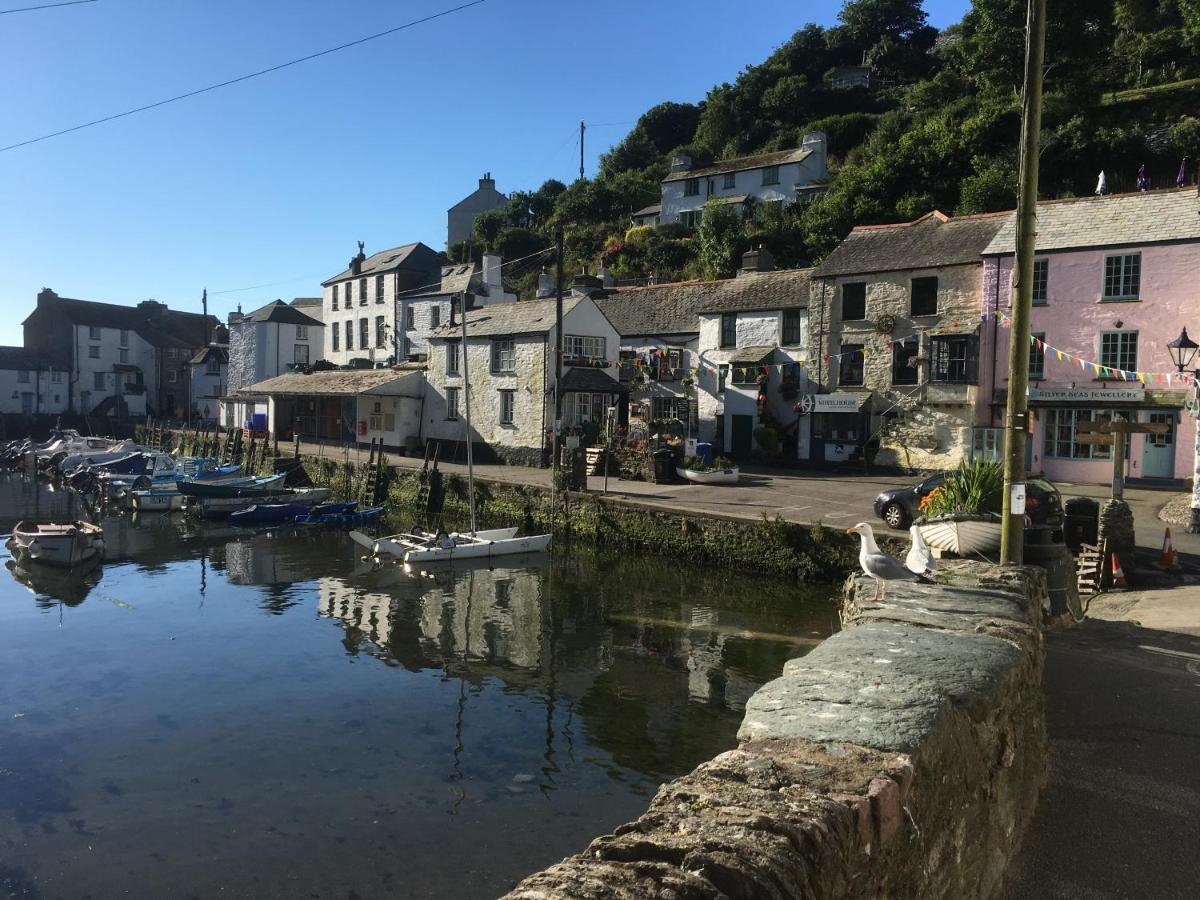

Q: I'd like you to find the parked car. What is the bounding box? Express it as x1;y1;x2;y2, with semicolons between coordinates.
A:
873;472;1063;530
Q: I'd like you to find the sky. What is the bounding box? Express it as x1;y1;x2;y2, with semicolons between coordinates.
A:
0;0;970;346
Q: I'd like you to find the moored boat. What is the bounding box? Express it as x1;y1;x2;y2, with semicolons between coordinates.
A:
675;465;740;485
195;487;332;518
177;473;286;499
7;520;104;567
916;514;1002;556
228;503;311;527
129;490;185;512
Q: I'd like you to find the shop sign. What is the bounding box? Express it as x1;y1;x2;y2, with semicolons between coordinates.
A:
1027;387;1144;403
800;393;863;413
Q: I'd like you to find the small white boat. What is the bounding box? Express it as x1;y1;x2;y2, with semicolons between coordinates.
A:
352;527;517;559
676;465;740;485
916;514;1002;556
350;527;549;563
129;490;185;512
7;520;104;567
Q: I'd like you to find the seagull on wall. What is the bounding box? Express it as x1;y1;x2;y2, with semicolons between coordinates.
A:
905;525;936;577
847;522;930;602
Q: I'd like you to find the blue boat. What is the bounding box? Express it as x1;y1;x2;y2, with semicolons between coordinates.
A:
295;506;384;527
227;502;309;527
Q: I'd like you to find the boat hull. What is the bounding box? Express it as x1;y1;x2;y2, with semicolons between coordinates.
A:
8;520;104;568
177;473;286;499
129;491;185;512
196;487;332;517
676;466;740;485
403;533;552;564
917;517;1002;556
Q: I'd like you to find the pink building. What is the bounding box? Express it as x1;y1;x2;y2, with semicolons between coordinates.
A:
978;189;1200;485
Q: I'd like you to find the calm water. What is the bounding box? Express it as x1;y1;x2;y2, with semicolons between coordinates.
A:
0;475;839;899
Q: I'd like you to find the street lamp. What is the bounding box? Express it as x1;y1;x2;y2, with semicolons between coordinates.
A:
1166;327;1200;533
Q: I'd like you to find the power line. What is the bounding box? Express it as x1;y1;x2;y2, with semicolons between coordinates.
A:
0;0;489;153
0;0;96;15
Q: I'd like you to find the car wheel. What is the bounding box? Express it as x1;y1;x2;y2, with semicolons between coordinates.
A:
882;502;908;530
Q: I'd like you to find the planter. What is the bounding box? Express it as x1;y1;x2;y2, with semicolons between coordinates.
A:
917;514;1002;556
676;466;740;485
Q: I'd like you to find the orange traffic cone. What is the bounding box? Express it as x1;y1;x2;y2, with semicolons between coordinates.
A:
1155;528;1180;571
1109;552;1128;590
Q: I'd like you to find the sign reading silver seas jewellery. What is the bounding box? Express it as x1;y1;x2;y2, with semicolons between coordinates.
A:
798;393;863;414
1027;387;1145;403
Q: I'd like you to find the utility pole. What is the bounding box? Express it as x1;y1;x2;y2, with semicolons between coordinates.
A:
1000;0;1047;565
553;226;565;477
579;120;586;181
202;288;209;346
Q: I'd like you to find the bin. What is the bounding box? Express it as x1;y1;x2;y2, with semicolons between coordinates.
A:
652;448;676;484
1063;497;1100;550
695;442;714;466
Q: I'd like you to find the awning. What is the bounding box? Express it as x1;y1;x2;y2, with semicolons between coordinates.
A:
728;346;775;366
560;367;629;394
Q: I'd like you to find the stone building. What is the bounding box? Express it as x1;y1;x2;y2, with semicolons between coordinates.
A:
447;173;507;248
811;211;1007;471
396;254;518;360
424;295;622;466
223;299;323;428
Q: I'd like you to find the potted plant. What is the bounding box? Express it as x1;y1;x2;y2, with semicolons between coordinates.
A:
915;460;1004;555
676;454;740;485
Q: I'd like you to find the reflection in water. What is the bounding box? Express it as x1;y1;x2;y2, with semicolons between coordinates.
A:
0;476;840;899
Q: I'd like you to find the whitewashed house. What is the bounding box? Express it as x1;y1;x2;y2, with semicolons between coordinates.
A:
188;345;228;423
659;133;828;228
396;254;518;360
424;296;623;465
690;252;814;457
223;299;324;428
0;346;69;416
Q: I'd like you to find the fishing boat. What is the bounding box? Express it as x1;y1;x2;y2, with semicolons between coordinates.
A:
675;464;740;485
57;440;143;474
916;513;1002;556
7;521;104;567
129;489;185;512
177;473;286;499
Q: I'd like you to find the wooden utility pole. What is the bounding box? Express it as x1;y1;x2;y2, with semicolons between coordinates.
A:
553;227;565;476
1000;0;1048;565
579;120;585;180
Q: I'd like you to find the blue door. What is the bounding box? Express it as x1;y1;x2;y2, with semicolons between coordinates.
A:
20;392;34;414
1141;412;1175;478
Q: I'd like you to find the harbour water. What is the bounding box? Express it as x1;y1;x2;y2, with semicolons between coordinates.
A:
0;475;840;898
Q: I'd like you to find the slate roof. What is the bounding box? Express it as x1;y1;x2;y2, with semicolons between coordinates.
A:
606;268;811;318
25;293;218;349
981;188;1200;255
238;368;422;397
632;204;662;217
0;345;55;370
561;367;628;394
399;263;478;299
429;297;584;339
813;211;1008;278
189;345;229;366
242;299;323;327
663;147;813;183
322;242;441;285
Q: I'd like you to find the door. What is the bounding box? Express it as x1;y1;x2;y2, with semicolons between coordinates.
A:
731;414;754;457
20;392;34;414
1141;412;1175;478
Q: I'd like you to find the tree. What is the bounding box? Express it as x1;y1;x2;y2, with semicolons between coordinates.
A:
472;209;506;251
696;199;745;280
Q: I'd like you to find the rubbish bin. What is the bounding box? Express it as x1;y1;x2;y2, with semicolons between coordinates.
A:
1025;541;1079;619
1063;497;1100;550
695;442;714;466
652;449;676;484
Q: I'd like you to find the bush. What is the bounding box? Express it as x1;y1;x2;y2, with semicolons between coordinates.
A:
754;426;780;454
921;460;1003;517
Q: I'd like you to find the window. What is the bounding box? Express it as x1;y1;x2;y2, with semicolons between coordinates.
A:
206;357;221;374
491;338;516;372
1025;333;1045;380
375;274;385;304
972;427;1003;462
1100;331;1137;372
296;325;308;340
1031;259;1048;305
119;349;129;364
1103;253;1140;300
168;370;178;384
168;348;177;360
405;305;415;330
718;364;728;394
51;371;63;383
684;178;700;197
294;344;309;365
17;370;30;383
345;320;354;351
720;312;737;349
839;344;864;386
375;316;386;348
332;324;340;351
731;364;759;385
892;335;920;385
910;277;938;316
930;334;977;384
680;210;701;228
446;386;460;420
88;345;100;358
1044;408;1121;460
723;172;736;189
359;277;368;305
761;165;780;186
446;340;460;376
841;282;866;321
332;284;339;310
707;179;715;197
565;335;606;360
93;372;105;390
430;305;441;328
499;389;515;425
359;318;369;350
782;308;803;346
119;329;129;346
89;326;101;340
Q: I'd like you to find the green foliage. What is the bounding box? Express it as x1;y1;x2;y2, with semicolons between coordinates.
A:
696;199;745;279
753;426;780;454
923;460;1004;517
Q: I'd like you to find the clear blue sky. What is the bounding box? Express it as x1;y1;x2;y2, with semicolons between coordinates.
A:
0;0;969;345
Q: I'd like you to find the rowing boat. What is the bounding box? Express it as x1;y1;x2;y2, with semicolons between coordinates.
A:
7;520;104;567
177;473;286;499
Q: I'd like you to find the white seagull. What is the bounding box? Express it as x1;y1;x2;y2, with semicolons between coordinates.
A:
847;522;929;602
905;525;936;577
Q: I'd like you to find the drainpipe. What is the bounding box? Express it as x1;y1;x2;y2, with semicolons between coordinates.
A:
989;256;1001;428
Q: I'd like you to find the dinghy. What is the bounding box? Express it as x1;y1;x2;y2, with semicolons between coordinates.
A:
177;473;286;499
916;514;1002;556
675;465;740;485
129;490;185;512
195;487;332;518
228;503;311;527
7;521;104;567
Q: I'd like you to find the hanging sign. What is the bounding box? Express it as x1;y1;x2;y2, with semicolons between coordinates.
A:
800;393;863;413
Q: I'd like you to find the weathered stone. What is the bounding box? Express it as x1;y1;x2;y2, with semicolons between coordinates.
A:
867;777;902;846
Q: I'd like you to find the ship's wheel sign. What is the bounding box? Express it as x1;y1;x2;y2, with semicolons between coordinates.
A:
796;394;816;415
875;314;896;334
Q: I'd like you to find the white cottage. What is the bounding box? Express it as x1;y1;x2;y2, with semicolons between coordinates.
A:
395;254;517;360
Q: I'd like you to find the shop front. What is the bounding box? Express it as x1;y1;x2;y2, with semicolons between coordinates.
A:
795;391;870;465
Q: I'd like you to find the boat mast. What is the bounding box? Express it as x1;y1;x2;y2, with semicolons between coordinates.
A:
459;292;478;536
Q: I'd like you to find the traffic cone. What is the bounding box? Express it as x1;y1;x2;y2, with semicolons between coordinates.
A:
1109;552;1128;590
1155;528;1179;571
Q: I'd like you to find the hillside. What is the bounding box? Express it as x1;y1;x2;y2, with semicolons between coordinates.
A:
454;0;1200;295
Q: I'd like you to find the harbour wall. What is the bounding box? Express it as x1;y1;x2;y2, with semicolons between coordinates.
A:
502;561;1046;899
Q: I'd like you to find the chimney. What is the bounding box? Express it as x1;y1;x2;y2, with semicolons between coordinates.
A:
572;272;604;295
349;240;366;276
37;287;59;307
597;263;615;289
536;268;554;299
482;252;503;293
739;246;775;275
801;131;827;181
480;171;495;191
670;153;693;174
137;299;167;317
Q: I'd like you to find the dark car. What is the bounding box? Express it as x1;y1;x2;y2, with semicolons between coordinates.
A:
873;472;1064;530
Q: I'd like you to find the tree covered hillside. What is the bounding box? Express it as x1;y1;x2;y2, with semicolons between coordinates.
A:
456;0;1200;295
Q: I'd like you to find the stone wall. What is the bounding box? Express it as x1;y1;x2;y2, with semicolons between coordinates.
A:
503;561;1046;899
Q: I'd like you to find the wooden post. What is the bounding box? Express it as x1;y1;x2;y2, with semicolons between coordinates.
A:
1112;415;1126;499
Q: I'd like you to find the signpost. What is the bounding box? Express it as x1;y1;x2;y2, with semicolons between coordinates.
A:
1076;417;1169;498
